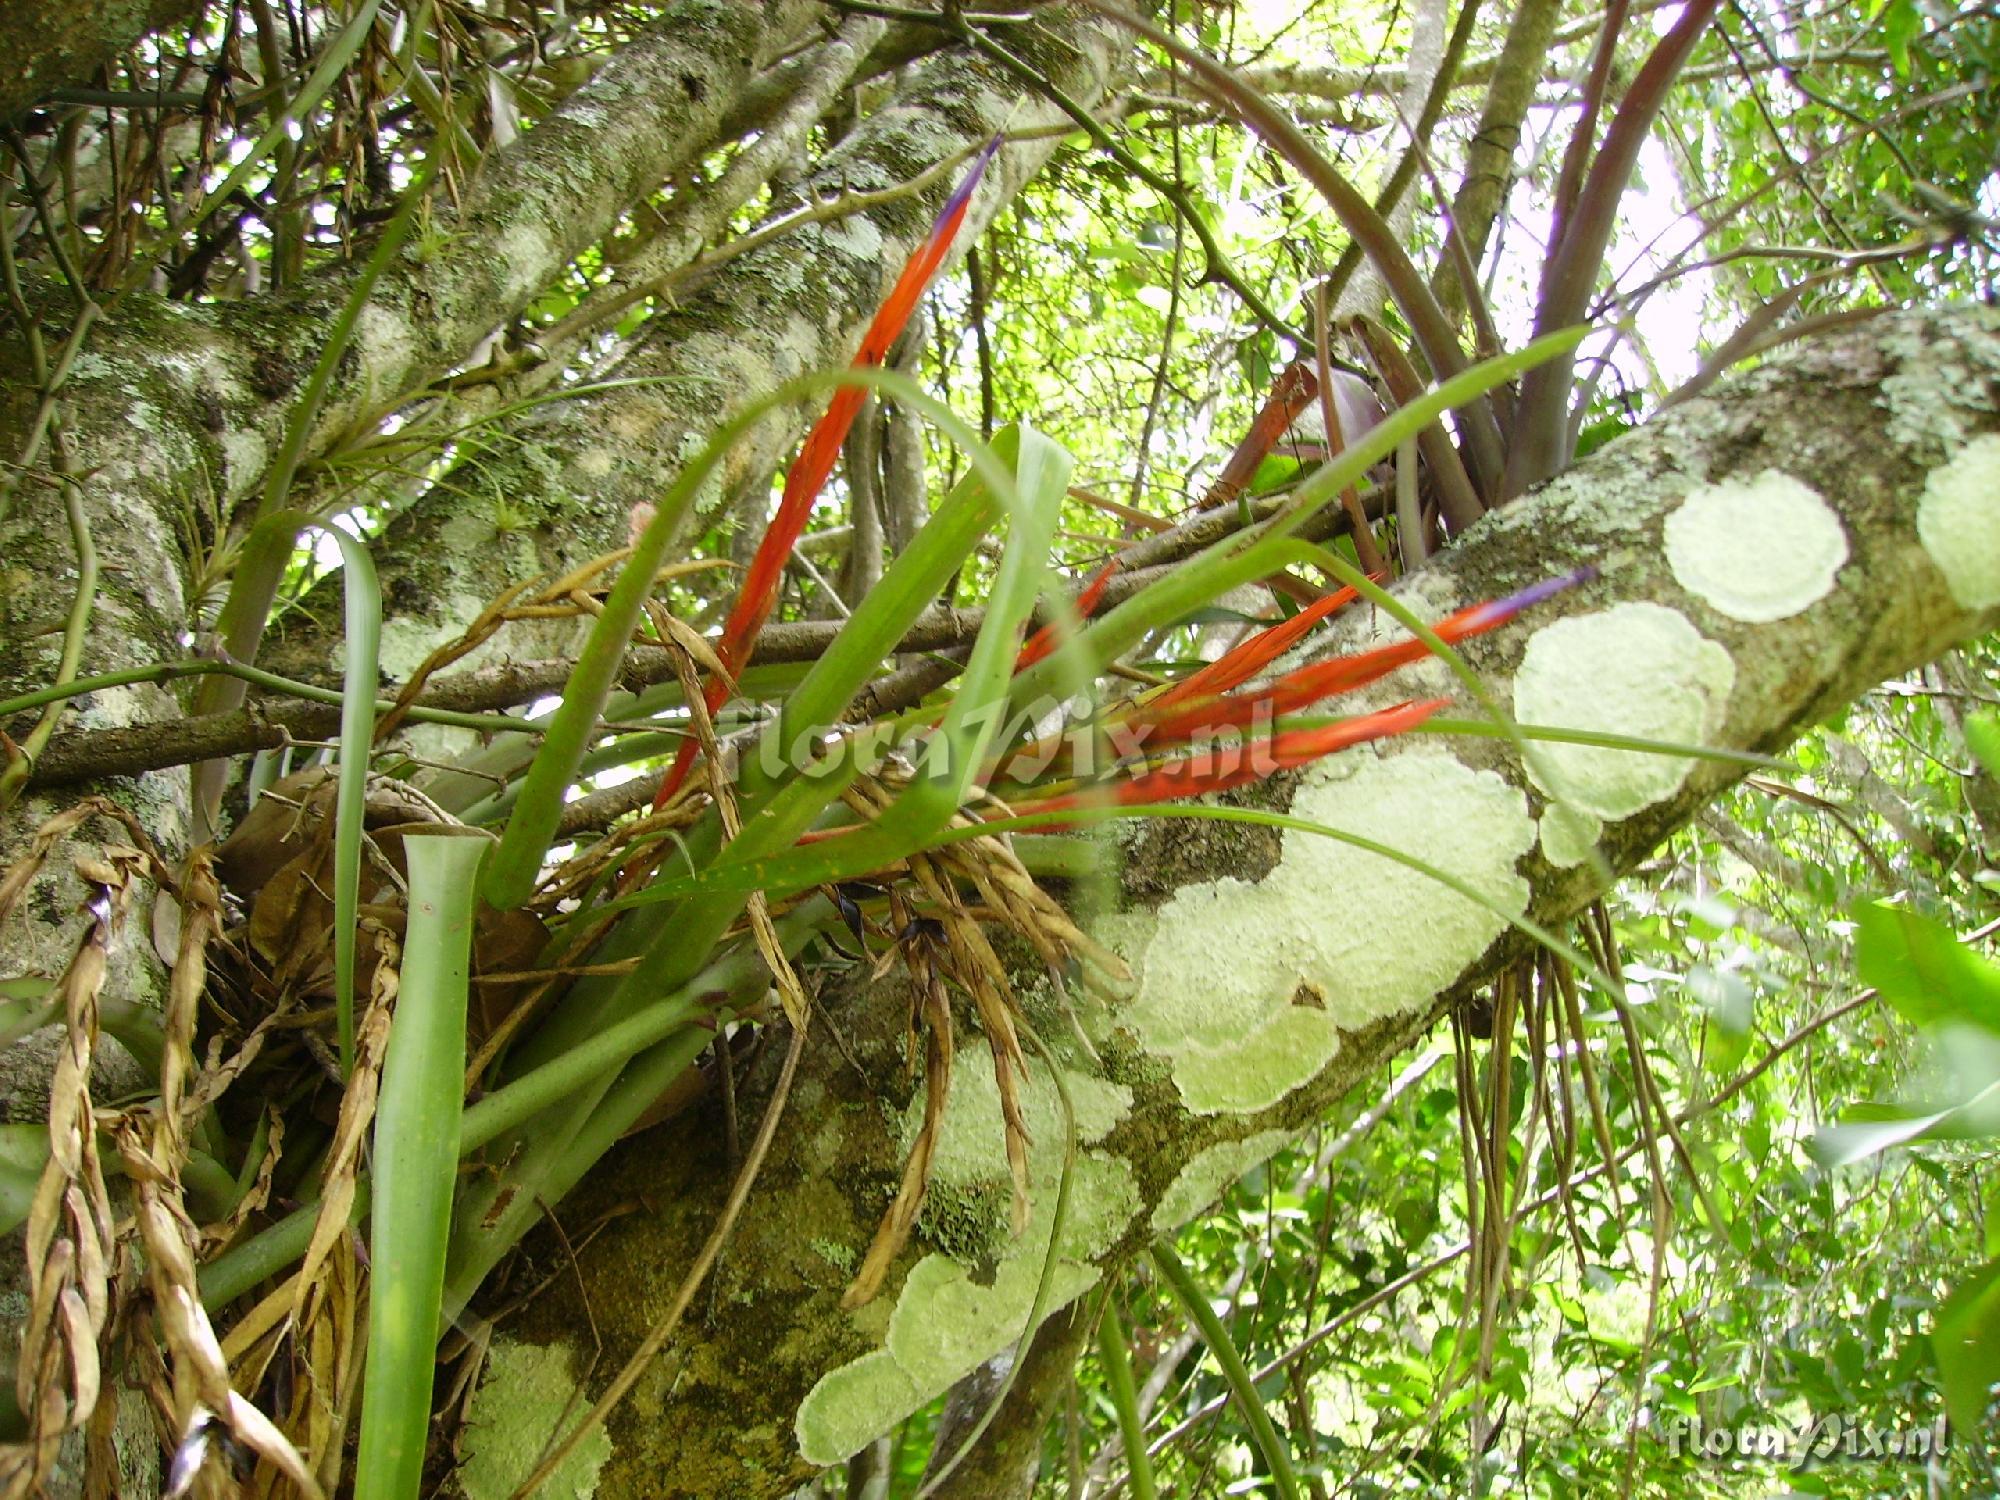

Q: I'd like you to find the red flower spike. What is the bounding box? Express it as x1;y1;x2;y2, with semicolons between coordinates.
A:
652;137;1004;811
1014;698;1450;821
1140;569;1591;744
991;578;1358;782
1148;583;1362;711
1015;559;1121;672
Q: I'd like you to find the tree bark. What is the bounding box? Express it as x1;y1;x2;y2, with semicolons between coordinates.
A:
258;7;1121;692
0;0;203;123
1429;0;1564;327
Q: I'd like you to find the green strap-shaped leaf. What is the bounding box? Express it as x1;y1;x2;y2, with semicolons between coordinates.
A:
356;831;483;1500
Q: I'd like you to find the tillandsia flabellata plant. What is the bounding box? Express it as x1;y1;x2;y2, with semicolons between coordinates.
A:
614;89;1598;850
343;108;1589;1485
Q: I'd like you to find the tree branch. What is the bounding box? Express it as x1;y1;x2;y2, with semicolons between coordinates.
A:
23;485;1373;787
256;9;1122;689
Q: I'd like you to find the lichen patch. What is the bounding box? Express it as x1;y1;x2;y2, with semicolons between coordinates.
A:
457;1337;612;1499
797;1040;1144;1466
1170;1008;1345;1115
354;302;417;387
1917;434;2000;609
899;1051;1132;1185
1665;470;1847;622
1152;1130;1294;1232
794;1351;921;1471
819;214;885;266
376;590;486;682
496;221;559;303
1513;604;1735;820
1879;318;1997;454
1538;803;1603;869
1111;750;1534;1114
219;429;269;501
1118;878;1311;1054
795;1147;1138;1465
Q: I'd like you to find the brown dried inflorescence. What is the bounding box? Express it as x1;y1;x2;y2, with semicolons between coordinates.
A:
834;774;1129;1310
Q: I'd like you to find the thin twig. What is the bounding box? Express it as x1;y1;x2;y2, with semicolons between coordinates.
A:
956;18;1305;347
26;492;1371;788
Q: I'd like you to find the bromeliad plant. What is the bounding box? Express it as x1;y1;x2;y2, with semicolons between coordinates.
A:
0;3;1797;1491
157;136;1585;1493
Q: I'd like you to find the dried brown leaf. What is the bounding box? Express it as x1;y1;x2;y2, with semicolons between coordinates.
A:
6;851;127;1492
293;948;395;1330
843;957;953;1310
